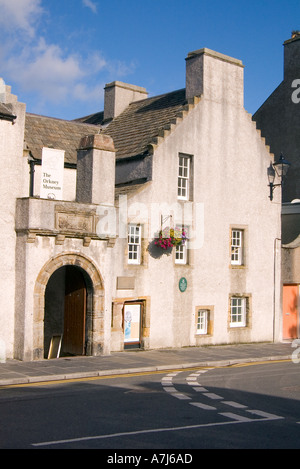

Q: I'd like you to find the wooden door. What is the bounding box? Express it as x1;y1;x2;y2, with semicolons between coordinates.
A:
283;285;299;340
63;266;86;355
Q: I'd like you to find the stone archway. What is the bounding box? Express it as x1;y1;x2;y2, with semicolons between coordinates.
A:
33;252;104;360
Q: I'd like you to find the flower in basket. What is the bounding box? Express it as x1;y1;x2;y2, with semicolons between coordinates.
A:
154;226;188;250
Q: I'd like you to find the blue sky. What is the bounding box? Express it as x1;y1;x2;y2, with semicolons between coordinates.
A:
0;0;299;120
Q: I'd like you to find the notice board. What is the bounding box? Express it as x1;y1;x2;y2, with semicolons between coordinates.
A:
40;147;64;200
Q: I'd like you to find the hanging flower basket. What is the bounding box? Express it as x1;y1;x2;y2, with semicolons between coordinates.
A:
154;226;188;250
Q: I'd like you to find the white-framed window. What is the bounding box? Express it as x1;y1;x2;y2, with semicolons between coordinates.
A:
178;155;190;200
196;309;208;334
231;229;243;265
175;225;188;265
230;297;246;327
128;224;141;264
175;244;187;264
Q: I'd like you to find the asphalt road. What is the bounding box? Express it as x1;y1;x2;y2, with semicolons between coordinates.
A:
0;360;299;451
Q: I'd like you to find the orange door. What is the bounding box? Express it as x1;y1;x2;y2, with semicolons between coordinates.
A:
63;266;86;355
283;285;299;340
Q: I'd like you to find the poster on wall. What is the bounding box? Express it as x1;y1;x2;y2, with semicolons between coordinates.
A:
124;304;141;344
40;147;65;200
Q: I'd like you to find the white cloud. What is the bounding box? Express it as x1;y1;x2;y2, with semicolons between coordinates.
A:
0;0;43;38
73;82;104;103
5;38;116;107
85;52;108;73
6;38;87;103
0;0;136;114
82;0;98;14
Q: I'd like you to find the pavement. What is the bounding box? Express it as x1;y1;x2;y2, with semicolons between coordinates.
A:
0;341;294;387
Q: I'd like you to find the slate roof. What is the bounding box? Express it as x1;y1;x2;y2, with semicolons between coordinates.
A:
25;113;101;164
75;111;104;126
78;88;188;160
24;88;191;165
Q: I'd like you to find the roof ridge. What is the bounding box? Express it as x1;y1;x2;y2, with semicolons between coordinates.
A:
26;112;101;128
102;89;200;159
128;87;186;106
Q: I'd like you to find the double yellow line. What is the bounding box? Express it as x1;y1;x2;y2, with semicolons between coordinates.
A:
0;358;291;389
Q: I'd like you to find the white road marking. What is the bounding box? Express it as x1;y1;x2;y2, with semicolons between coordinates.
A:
192;386;209;392
219;412;253;422
161;370;284;425
202;392;223;400
33;370;285;447
246;409;283;420
173;393;191;400
32;415;277;447
162;372;191;400
222;401;248;409
190;402;216;410
163;386;177;393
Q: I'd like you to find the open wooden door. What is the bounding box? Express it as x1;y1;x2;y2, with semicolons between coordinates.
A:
62;266;87;355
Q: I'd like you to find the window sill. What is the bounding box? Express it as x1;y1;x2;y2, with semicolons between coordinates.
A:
229;325;247;329
195;333;212;337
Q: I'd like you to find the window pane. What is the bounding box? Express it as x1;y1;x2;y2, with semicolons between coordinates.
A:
175;244;186;264
175;226;188;264
128;224;141;264
230;297;246;327
197;309;208;334
231;230;243;265
178;155;190;200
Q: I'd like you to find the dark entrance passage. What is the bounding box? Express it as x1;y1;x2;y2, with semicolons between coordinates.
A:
63;266;86;356
44;265;87;358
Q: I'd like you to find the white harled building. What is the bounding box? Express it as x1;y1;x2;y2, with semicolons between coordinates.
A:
0;48;281;361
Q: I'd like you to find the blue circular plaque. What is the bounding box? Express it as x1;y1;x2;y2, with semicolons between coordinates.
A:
179;277;187;292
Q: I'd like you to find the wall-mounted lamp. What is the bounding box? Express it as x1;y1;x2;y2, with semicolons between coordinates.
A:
268;153;291;201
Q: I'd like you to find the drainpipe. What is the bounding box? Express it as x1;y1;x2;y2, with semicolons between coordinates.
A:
28;156;35;197
273;237;281;342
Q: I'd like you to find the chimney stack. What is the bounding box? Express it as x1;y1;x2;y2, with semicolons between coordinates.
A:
284;31;300;79
76;133;115;206
185;48;244;107
103;81;148;122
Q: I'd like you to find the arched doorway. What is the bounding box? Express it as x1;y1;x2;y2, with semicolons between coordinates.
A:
33;252;104;360
44;266;88;358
